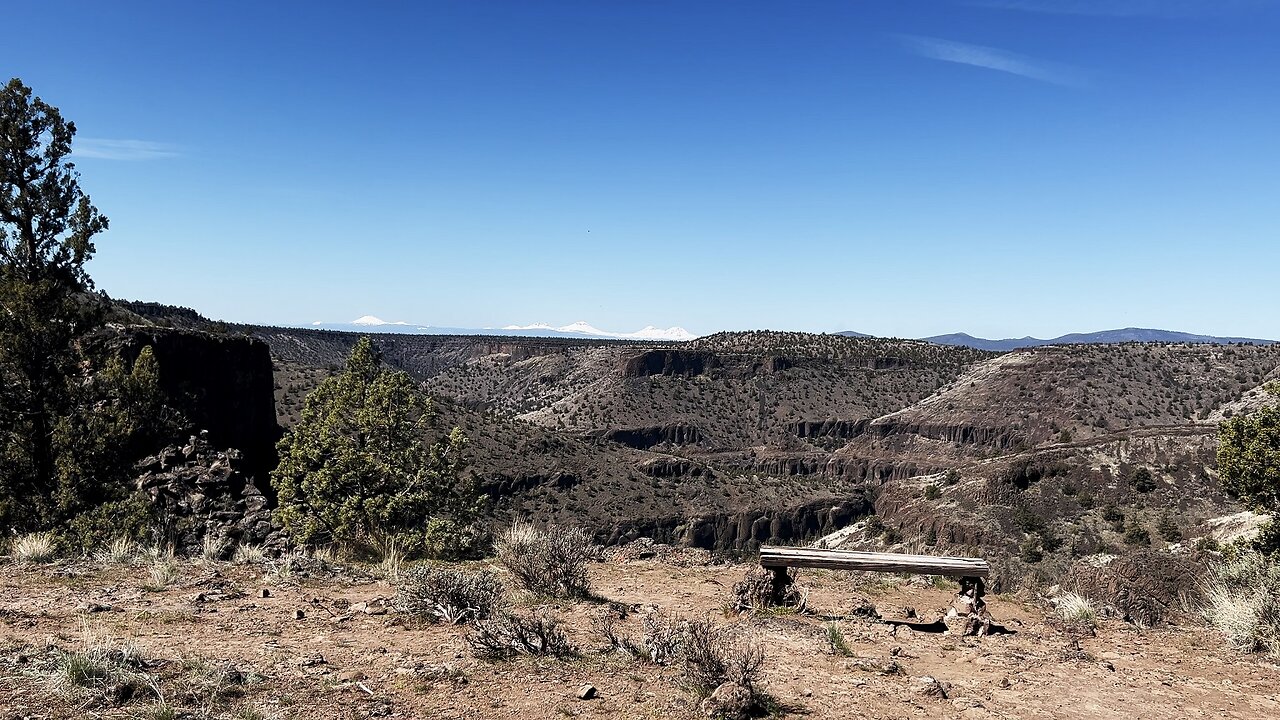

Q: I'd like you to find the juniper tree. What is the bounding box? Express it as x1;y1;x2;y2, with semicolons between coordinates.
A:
272;337;483;559
1218;385;1280;551
0;77;109;529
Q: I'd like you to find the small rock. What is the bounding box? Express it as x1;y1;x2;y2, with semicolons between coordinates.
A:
577;684;597;700
293;609;305;620
350;602;368;613
338;669;366;682
801;688;813;697
76;602;112;613
259;588;271;598
916;676;950;700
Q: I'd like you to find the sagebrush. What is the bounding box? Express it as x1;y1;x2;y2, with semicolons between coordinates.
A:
495;523;595;599
395;564;505;624
467;610;577;660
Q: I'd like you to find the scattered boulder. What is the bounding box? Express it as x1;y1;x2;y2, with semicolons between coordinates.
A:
577;684;597;700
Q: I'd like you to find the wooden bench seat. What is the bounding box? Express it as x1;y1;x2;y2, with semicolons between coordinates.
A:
759;546;990;603
760;547;989;577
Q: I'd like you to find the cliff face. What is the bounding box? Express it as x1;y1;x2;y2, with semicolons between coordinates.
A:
600;494;875;550
103;327;280;473
621;350;719;378
602;423;703;449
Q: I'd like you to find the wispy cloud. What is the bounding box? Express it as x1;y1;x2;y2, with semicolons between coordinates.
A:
966;0;1272;18
896;35;1087;87
73;138;180;161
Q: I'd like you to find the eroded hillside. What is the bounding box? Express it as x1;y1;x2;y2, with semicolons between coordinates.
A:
251;322;1280;569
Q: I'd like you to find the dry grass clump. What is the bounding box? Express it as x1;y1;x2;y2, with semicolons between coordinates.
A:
395;565;506;624
168;657;260;708
495;523;595;599
1202;551;1280;655
47;626;152;705
377;540;405;580
11;531;58;564
94;536;139;565
1053;592;1099;625
200;534;230;563
467;610;578;660
232;543;267;565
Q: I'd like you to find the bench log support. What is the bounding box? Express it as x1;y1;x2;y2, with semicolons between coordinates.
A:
769;566;792;604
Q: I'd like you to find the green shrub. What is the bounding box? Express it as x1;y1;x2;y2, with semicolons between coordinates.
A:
1124;521;1151;546
1128;467;1157;493
1196;536;1222;552
1019;539;1044;563
1157;513;1183;542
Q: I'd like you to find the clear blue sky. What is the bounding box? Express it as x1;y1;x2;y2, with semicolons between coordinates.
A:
5;0;1278;339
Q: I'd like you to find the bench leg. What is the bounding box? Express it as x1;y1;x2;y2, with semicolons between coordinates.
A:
959;576;986;599
768;567;792;605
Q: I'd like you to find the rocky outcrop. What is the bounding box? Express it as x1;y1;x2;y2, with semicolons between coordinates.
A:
480;471;581;495
134;432;285;555
600;494;874;550
1068;551;1206;626
602;424;703;449
867;420;1018;450
621;350;718;378
102;327;280;473
793;418;871;440
637;457;713;478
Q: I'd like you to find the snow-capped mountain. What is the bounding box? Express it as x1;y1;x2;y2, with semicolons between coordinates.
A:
308;317;697;341
348;315;410;327
502;321;696;341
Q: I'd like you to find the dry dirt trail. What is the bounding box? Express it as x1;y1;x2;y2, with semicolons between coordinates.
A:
0;557;1277;719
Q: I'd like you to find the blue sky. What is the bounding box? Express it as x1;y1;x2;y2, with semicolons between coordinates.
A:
5;0;1278;338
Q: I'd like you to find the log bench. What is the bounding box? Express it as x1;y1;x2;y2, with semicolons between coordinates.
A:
759;546;990;603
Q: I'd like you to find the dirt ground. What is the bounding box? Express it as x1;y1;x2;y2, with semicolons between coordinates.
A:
1;554;1278;720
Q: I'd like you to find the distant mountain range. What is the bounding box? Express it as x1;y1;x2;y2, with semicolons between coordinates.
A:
835;328;1275;351
309;316;697;342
